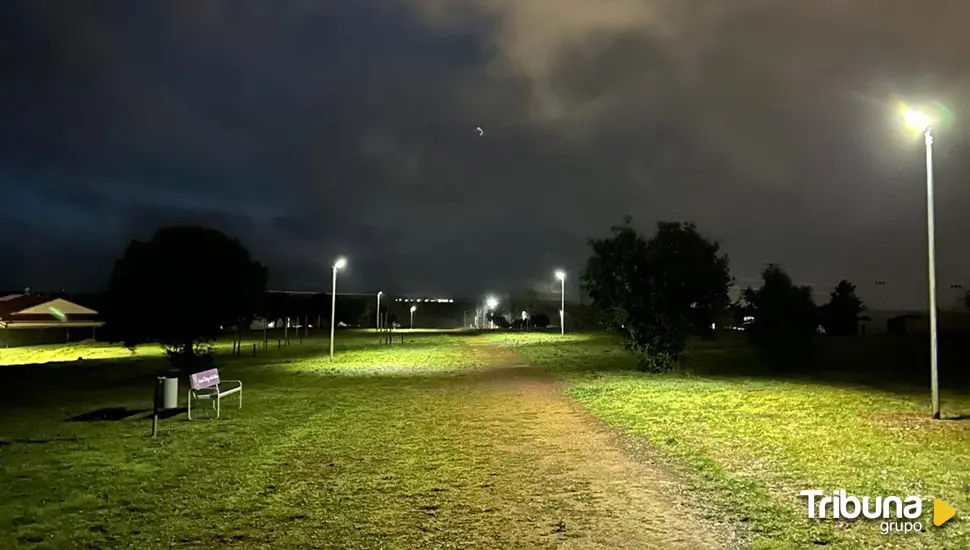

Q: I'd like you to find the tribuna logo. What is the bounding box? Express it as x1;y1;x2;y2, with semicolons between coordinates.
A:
800;490;924;534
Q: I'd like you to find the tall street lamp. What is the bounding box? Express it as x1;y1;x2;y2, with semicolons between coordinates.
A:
376;291;383;332
902;107;940;419
330;256;347;361
410;305;417;329
555;269;566;335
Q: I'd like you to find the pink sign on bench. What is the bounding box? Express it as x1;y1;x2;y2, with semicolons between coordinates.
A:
190;369;221;390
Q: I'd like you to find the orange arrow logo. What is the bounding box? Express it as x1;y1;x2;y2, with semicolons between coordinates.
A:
934;498;956;527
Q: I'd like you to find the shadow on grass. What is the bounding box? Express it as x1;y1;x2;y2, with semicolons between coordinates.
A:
495;330;970;399
0;437;79;446
679;334;970;396
66;407;148;422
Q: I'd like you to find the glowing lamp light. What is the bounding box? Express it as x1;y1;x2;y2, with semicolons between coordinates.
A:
902;108;933;132
333;257;348;270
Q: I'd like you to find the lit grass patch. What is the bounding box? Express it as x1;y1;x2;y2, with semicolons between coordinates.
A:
495;332;970;549
0;336;498;548
0;340;165;365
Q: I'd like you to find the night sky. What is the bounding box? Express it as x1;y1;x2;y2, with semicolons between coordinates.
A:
2;1;969;309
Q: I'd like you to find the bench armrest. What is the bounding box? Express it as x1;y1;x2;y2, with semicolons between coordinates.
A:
219;380;243;390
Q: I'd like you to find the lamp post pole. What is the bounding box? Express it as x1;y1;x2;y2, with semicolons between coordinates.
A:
329;257;347;361
923;126;940;419
901;107;942;419
560;276;566;335
376;291;383;332
555;270;566;335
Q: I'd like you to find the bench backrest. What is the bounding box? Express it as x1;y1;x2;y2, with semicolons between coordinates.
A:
190;368;220;390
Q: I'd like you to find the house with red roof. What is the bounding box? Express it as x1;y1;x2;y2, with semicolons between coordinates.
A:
0;292;104;345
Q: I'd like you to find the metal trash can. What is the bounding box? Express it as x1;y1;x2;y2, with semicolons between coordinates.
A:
159;369;179;409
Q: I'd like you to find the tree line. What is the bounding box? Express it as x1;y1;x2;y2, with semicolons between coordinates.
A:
581;217;865;372
100;221;868;372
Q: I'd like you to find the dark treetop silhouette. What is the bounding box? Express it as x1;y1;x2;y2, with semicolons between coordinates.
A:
104;226;267;369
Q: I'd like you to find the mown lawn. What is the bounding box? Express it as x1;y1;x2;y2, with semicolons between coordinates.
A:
488;331;970;550
4;330;736;550
4;329;969;549
0;332;505;549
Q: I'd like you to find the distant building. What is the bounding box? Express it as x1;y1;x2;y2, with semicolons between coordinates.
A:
0;293;104;346
858;309;970;336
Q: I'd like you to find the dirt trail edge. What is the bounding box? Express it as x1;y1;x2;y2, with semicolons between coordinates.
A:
465;339;742;550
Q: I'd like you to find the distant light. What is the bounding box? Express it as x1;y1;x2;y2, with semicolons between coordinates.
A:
486;296;498;309
410;305;417;312
334;256;348;270
521;311;528;320
710;323;716;330
555;269;566;281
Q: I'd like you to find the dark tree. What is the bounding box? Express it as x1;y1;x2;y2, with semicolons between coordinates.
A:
581;218;732;371
742;264;819;364
820;280;865;336
530;312;551;328
104;226;267;369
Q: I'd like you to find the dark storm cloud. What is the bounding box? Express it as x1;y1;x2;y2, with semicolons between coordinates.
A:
2;1;969;308
405;0;970;307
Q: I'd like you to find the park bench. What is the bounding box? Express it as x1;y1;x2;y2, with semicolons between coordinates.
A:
187;368;242;420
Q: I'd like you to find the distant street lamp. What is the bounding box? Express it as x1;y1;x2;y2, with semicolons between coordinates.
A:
485;296;498;329
902;106;940;419
330;256;347;361
376;291;383;332
410;305;417;329
555;269;566;335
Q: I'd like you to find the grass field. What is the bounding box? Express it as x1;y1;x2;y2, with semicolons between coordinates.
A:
1;330;968;549
486;331;970;549
0;330;733;550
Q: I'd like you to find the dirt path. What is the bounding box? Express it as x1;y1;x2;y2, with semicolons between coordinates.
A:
446;340;739;549
262;341;740;549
